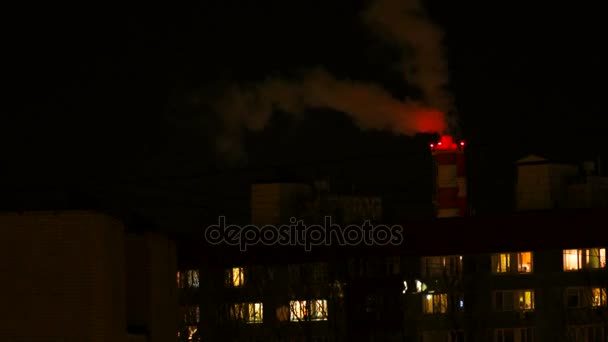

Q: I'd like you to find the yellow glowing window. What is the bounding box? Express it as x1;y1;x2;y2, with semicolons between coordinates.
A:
177;270;200;288
518;252;532;273
564;248;606;271
495;290;534;311
519;290;534;311
177;326;198;341
246;303;263;323
497;254;510;273
225;267;244;287
289;300;328;321
492;252;532;273
591;288;607;307
229;303;263;323
422;293;448;314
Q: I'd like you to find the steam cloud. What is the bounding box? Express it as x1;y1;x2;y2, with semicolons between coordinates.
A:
210;0;454;161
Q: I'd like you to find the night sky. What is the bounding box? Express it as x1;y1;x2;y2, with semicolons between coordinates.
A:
5;1;606;231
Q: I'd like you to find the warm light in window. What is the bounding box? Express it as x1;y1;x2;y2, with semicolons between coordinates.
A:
519;252;532;273
519;291;533;311
564;248;606;271
225;267;244;287
492;252;532;273
423;293;448;314
229;302;263;323
495;290;534;311
246;303;263;323
177;270;200;288
289;300;328;321
591;288;607;307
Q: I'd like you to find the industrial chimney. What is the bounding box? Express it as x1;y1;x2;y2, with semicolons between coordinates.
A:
430;135;467;218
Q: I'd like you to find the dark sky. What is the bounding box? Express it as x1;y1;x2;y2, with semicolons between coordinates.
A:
4;1;606;230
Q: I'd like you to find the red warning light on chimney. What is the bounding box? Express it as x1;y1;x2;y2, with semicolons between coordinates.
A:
430;135;465;152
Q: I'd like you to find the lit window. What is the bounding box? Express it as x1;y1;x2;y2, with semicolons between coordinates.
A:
494;290;534;312
591;288;607;307
247;303;263;323
289;299;328;321
422;293;448;314
177;270;200;288
225;267;244;287
491;252;532;273
228;303;263;323
494;328;534;342
563;248;606;271
177;325;199;342
566;287;608;308
421;255;463;278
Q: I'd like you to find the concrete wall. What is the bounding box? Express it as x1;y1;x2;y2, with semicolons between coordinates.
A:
0;211;126;342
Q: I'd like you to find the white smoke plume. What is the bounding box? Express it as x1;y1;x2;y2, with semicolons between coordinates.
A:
209;0;453;161
363;0;454;116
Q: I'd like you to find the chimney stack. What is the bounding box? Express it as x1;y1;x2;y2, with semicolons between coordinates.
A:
430;135;467;218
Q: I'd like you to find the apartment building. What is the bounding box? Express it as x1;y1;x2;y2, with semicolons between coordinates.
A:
176;208;608;342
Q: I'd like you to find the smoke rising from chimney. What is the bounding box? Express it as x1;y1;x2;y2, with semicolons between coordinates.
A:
208;0;453;161
363;0;454;117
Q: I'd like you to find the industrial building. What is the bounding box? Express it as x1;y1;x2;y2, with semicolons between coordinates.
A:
176;135;608;342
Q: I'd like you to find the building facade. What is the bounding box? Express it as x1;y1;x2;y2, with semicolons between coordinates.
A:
177;209;608;342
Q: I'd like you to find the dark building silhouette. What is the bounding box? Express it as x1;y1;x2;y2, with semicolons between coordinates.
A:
0;210;177;342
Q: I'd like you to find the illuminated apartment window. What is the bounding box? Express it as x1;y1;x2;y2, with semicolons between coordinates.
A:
592;288;607;307
421;255;463;278
228;303;263;323
421;330;465;342
563;248;606;271
565;287;607;308
492;252;533;273
289;299;328;321
177;270;200;288
225;267;245;287
177;325;199;342
422;293;448;314
566;325;605;342
494;328;534;342
494;290;534;312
